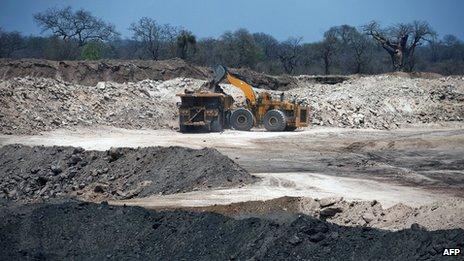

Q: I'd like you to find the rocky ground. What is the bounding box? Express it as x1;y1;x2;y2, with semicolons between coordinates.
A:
0;77;188;134
1;59;463;259
0;145;254;202
1;59;462;134
288;74;464;129
1;200;462;260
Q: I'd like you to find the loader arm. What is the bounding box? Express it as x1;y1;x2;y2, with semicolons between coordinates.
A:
226;73;257;105
210;65;257;105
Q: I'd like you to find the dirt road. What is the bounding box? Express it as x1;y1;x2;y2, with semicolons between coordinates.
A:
1;124;463;207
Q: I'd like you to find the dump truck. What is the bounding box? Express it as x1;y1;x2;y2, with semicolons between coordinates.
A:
176;65;309;132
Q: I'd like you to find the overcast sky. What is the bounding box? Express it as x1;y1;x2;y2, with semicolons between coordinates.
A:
1;0;463;42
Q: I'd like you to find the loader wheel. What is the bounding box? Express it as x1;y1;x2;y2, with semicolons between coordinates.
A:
263;109;286;132
230;108;254;131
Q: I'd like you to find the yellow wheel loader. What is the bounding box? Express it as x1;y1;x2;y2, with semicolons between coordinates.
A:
177;65;309;132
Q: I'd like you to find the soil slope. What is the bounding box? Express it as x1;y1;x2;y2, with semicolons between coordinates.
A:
0;58;301;89
185;196;464;231
0;58;209;85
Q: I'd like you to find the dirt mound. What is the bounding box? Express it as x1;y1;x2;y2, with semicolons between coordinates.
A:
228;67;299;90
0;58;210;85
0;77;203;135
287;75;464;129
186;196;464;231
0;144;255;202
0;58;303;90
0;200;462;260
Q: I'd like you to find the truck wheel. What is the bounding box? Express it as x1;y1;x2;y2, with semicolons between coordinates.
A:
284;125;297;131
210;116;223;132
263;109;286;131
179;125;189;133
230;108;254;131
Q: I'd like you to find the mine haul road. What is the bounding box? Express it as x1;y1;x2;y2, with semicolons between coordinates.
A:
1;124;463;208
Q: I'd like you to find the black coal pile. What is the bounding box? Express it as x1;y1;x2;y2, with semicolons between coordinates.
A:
0;145;254;201
0;200;462;260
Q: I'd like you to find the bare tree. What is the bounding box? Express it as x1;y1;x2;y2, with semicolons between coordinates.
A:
317;29;339;75
176;30;196;60
278;37;302;74
351;33;372;73
0;27;24;57
253;33;280;60
364;21;435;71
130;17;179;60
34;6;118;46
331;25;372;73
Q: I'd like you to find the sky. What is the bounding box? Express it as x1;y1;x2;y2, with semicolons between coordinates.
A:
0;0;463;42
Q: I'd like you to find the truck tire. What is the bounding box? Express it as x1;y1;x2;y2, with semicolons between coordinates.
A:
210;115;223;132
179;124;190;133
230;108;254;131
284;125;297;131
263;109;286;131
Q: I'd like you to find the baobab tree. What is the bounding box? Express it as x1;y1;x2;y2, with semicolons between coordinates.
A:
364;21;435;71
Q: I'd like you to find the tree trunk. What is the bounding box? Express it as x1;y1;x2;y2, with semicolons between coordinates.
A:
324;56;330;75
391;48;404;71
355;61;361;74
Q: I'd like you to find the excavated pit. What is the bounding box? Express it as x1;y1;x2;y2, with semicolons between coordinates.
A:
1;58;463;259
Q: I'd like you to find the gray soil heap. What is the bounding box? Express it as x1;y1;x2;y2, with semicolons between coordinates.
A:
0;144;255;201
